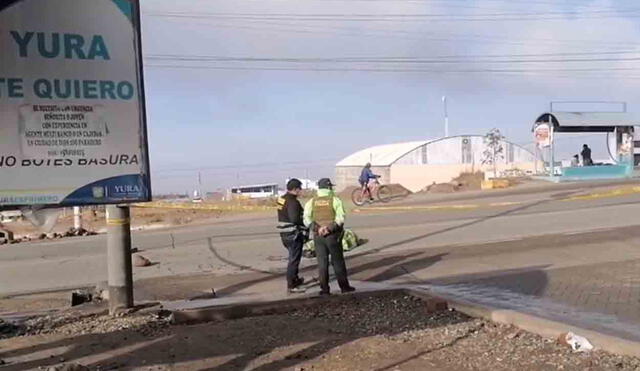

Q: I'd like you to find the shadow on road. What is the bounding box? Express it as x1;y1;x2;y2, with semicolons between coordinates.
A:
140;191;584;301
182;196;566;298
427;265;551;297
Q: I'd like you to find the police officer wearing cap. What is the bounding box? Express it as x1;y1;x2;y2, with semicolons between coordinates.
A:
277;178;307;293
304;178;355;296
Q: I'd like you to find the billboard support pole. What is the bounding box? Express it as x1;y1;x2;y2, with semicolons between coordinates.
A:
107;205;133;315
549;116;555;177
73;206;82;230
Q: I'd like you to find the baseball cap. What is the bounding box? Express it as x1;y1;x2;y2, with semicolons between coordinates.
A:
317;178;335;189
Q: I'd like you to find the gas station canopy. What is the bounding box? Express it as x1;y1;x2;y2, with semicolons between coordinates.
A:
534;112;640;133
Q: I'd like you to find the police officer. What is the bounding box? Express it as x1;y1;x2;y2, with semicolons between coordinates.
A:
277;178;307;293
304;178;355;296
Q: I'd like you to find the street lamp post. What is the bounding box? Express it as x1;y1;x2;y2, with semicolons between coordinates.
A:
442;96;449;138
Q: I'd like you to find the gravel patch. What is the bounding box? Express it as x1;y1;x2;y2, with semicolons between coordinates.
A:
1;311;171;339
290;293;469;336
1;292;640;370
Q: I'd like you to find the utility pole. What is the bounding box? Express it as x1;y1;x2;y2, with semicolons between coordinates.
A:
106;205;133;314
442;96;449;138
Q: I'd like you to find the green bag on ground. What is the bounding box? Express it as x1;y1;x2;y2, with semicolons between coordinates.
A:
303;229;359;256
341;229;358;251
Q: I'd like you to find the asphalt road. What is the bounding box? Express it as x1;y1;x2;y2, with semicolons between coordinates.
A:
2;183;640;296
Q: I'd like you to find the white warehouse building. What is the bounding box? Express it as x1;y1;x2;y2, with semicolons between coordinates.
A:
335;135;539;192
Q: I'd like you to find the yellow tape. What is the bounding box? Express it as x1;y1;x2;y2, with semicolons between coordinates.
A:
107;218;130;226
133;202;275;212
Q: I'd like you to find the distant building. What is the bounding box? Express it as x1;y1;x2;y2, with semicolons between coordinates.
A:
205;191;225;201
285;178;318;191
0;210;22;223
228;183;279;199
335;135;540;192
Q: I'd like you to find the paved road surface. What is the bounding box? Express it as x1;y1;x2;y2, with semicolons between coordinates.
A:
1;184;638;294
3;182;640;340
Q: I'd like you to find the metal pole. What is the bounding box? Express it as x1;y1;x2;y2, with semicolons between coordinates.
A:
106;205;133;314
442;96;449;137
534;144;538;175
73;206;82;230
549;116;555;177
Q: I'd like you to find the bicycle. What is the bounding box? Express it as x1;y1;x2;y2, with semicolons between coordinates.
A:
351;178;392;206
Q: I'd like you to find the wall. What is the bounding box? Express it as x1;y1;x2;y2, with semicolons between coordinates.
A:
395;136;537;166
390;162;539;192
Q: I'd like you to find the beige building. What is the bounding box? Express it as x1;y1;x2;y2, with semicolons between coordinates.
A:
335;136;539;192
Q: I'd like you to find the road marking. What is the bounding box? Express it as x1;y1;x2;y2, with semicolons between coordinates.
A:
562;227;616;236
488;201;524;207
356;184;640;213
562;186;640;201
355;201;525;213
482;236;526;243
355;204;481;212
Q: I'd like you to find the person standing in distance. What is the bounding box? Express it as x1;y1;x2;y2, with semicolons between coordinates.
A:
581;144;593;166
277;178;307;293
304;178;355;296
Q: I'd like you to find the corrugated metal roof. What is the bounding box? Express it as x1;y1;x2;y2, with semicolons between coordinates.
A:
336;140;431;167
535;112;640;128
336;135;537;167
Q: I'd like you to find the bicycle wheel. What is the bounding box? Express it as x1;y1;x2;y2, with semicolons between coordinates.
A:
351;188;366;206
376;185;393;203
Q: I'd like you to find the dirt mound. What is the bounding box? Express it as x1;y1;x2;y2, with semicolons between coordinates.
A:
421;172;485;194
424;183;458;193
386;183;412;197
454;171;485;191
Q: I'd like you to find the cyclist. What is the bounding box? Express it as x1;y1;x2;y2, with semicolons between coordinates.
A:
359;163;380;202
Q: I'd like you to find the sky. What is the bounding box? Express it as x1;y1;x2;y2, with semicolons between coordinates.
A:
138;0;640;194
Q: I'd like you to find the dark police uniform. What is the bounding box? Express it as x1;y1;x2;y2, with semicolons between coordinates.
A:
277;192;305;289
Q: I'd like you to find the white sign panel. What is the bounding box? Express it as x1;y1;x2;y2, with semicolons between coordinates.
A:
534;123;552;148
0;0;150;207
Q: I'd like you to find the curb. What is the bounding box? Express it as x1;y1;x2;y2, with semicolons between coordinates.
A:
354;184;640;213
406;288;640;358
0;284;94;299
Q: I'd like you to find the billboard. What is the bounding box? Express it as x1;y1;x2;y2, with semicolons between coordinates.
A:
533;123;552;148
0;0;150;208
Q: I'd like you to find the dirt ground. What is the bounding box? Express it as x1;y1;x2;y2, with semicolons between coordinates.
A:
1;293;639;370
0;206;262;240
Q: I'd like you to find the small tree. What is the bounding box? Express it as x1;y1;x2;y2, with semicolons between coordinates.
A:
481;128;505;178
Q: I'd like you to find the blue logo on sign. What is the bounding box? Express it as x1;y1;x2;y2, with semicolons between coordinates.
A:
110;184;142;197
